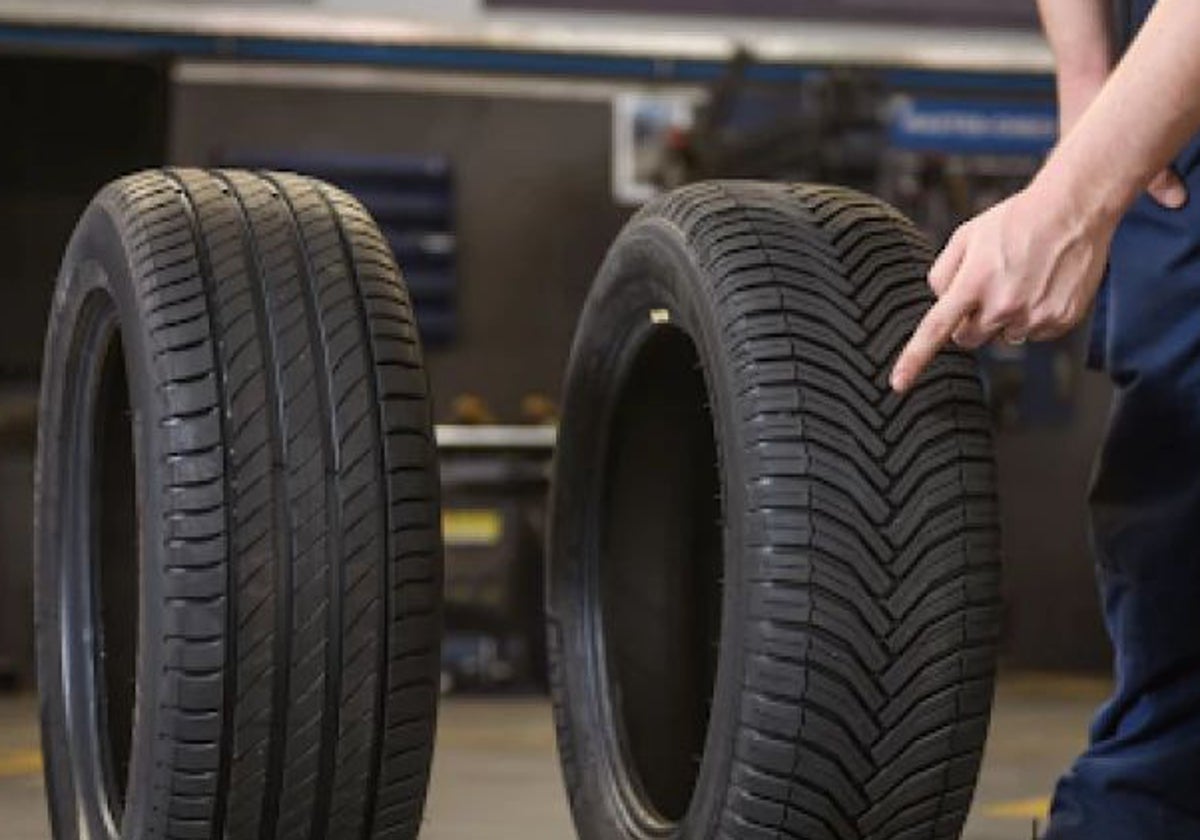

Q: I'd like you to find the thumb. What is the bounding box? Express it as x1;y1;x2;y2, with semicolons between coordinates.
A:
1148;168;1189;209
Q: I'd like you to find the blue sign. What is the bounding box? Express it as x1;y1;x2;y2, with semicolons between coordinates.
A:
888;97;1058;156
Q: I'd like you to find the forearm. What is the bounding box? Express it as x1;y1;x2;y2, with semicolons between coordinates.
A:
1036;0;1113;85
1038;0;1200;220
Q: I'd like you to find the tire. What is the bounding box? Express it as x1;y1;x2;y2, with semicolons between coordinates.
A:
548;181;1001;840
35;168;442;840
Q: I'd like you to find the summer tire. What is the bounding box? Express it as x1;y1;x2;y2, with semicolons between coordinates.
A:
35;169;442;840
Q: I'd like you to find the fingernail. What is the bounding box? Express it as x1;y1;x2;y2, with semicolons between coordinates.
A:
1165;183;1188;208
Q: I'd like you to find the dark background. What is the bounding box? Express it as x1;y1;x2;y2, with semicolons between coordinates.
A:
0;55;168;687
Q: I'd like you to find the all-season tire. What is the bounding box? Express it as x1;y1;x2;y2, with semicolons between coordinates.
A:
35;169;442;840
548;181;1001;840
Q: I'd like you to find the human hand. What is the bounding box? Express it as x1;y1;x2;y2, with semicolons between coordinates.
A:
888;63;1193;394
889;178;1118;392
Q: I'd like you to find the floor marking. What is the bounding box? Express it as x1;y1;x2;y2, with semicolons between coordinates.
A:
982;796;1051;820
0;748;42;778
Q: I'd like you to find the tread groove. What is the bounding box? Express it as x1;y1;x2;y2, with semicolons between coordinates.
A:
161;169;237;840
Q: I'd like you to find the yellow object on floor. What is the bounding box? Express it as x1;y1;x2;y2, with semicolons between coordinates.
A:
0;749;41;779
983;796;1051;820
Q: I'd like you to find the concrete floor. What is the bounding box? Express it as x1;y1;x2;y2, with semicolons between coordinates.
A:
0;673;1107;839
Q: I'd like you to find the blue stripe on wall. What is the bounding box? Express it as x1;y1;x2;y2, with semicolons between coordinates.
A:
0;23;1051;90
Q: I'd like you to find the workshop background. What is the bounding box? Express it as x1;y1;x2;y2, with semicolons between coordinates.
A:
0;1;1114;837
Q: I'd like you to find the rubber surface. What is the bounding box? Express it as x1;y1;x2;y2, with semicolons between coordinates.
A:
35;168;442;840
548;181;1002;840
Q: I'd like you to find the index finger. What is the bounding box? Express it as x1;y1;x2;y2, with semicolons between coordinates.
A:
890;284;977;392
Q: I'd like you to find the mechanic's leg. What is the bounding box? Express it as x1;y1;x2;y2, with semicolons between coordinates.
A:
1045;382;1200;839
1044;180;1200;839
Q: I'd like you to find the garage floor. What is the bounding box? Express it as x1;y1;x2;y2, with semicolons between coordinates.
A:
0;672;1107;839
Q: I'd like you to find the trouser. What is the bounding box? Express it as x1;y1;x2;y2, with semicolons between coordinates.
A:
1043;125;1200;837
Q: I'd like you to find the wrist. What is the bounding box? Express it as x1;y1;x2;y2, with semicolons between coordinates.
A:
1031;146;1131;231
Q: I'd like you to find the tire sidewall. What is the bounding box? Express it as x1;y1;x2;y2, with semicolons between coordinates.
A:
548;215;747;840
36;195;170;840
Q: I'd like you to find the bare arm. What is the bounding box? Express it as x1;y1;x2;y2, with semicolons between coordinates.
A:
1039;0;1182;202
891;0;1200;392
1051;0;1200;218
1037;0;1113;121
